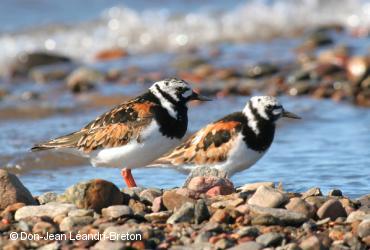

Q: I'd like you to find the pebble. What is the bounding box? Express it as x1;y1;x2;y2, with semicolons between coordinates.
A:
346;210;370;223
66;67;103;93
302;187;322;199
144;211;171;223
328;189;343;197
299;235;322;250
248;186;288;208
236;226;260;238
237;182;275;192
59;216;94;232
162;189;195;211
57;179;123;212
37;192;58;204
210;209;231;224
101;205;133;218
0;169;37;209
167;202;195;224
317;199;347;220
358;219;370;238
14;202;77;220
285;197;316;218
139;188;162;203
228;241;263;250
91;240;125;250
151;196;164;212
256;232;284;247
194;199;210;224
249;205;308;226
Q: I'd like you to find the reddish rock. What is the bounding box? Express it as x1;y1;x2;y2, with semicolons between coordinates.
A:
162;189;195;211
285;198;316;218
0;170;37;209
95;48;129;61
58;179;123;212
186;176;234;196
317;199;347;220
210;209;231;223
152;196;164;212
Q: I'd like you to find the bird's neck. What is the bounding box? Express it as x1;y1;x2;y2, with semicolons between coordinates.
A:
242;104;275;152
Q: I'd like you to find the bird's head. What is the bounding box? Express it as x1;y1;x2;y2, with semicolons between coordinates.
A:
149;78;211;104
244;96;301;122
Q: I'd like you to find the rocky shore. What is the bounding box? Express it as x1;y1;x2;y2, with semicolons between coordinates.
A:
0;169;369;250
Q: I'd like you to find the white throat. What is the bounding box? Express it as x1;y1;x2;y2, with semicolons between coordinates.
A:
242;103;260;135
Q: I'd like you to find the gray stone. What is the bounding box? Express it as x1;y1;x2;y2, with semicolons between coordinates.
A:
37;192;58;204
228;241;263;250
358;219;370;238
122;187;145;200
235;226;260;237
144;211;171;223
256;232;284;247
249;205;308;226
59;216;94;232
15;202;77;220
248;186;288;208
237;182;275;192
92;240;125;250
68;208;94;217
139;188;162;203
317;199;347;220
285;197;316;218
167;202;195;224
194;199;210;224
101;205;132;219
302;187;322;199
0;169;37;209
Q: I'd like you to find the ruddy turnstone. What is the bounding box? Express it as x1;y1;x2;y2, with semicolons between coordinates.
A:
154;96;300;176
31;78;210;187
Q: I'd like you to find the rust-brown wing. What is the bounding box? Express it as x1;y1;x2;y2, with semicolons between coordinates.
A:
32;98;155;152
157;120;242;165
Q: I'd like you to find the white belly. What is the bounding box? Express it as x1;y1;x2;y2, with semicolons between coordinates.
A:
180;134;266;176
90;121;181;168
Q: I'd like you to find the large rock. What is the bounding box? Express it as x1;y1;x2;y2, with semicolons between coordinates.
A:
0;170;37;209
248;186;288;208
15;202;76;220
317;199;347;220
249;205;308;226
186;176;234;196
58;179;123;212
9;51;71;77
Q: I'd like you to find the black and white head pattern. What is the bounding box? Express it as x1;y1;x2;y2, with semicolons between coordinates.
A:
149;78;194;118
242;96;284;134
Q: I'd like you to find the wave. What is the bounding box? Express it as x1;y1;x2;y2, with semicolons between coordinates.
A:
0;0;369;74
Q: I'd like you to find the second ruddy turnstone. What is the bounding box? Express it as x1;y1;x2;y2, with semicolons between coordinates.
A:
31;78;210;187
154;96;301;176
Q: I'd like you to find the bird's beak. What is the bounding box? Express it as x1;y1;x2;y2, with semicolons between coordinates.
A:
283;110;301;119
189;91;212;101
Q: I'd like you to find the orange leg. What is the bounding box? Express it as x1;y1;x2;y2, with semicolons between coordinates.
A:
121;168;137;188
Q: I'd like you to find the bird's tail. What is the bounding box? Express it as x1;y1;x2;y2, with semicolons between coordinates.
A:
31;131;83;151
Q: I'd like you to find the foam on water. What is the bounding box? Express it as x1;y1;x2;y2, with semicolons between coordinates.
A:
1;0;370;75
